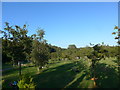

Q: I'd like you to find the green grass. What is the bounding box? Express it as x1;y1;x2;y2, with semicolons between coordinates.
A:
2;66;37;88
2;63;13;70
2;57;119;88
95;57;119;88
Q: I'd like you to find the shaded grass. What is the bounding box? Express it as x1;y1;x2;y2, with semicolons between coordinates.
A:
2;63;13;70
2;57;119;88
33;63;76;88
67;71;87;88
33;60;92;88
95;63;119;88
2;66;37;88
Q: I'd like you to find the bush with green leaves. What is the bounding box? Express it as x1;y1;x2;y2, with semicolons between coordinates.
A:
17;75;36;88
30;30;50;72
87;44;108;78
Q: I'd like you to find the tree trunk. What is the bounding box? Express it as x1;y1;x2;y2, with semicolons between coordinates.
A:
91;60;95;78
91;59;98;88
37;66;42;72
12;58;15;67
18;61;21;76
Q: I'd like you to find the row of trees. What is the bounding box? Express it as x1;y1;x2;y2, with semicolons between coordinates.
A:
50;44;118;61
1;22;119;72
1;22;51;72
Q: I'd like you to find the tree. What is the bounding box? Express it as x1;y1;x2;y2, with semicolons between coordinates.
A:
30;29;49;72
68;44;77;49
87;44;108;87
2;39;12;63
112;26;120;44
112;26;120;86
1;22;33;76
1;22;32;65
1;22;31;64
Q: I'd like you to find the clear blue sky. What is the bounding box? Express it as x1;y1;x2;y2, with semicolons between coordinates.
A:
2;2;118;48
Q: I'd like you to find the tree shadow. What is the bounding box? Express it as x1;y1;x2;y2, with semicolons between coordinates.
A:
33;61;88;88
67;72;87;88
2;66;30;76
112;59;119;65
95;63;119;88
2;66;36;88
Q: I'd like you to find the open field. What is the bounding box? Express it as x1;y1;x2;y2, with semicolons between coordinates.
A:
2;2;119;89
2;57;119;88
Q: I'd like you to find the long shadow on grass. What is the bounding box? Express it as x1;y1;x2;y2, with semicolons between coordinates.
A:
2;66;30;76
33;61;87;88
95;63;119;88
2;66;35;88
112;59;119;65
67;72;87;88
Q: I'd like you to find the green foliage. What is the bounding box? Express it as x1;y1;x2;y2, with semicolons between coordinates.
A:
30;40;49;67
36;29;45;41
30;29;50;71
112;26;120;44
112;26;120;83
87;44;109;78
1;22;32;64
79;47;93;58
1;80;5;88
1;22;118;65
17;75;36;88
68;44;77;49
50;44;118;61
87;44;108;60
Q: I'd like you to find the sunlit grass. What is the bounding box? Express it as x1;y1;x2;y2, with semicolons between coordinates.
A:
2;57;119;88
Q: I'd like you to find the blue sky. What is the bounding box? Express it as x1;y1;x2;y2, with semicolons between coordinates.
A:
2;2;118;48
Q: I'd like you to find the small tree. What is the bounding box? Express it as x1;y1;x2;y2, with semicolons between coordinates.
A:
68;44;77;49
112;26;120;44
87;44;108;87
112;26;120;85
30;29;49;72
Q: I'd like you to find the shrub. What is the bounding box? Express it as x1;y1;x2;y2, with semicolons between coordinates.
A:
17;74;36;88
1;80;5;88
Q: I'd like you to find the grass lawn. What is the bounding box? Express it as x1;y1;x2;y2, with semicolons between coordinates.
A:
2;57;119;88
2;63;13;70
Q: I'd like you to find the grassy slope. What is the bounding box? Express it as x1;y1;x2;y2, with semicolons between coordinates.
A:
2;57;119;88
